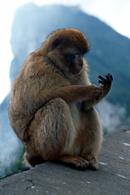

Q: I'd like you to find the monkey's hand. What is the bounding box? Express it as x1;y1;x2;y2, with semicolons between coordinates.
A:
92;73;113;103
98;73;113;96
81;73;113;110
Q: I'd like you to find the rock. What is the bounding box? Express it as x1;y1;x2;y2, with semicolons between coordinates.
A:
0;130;130;195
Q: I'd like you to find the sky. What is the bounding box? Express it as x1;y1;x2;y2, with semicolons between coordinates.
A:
0;0;130;103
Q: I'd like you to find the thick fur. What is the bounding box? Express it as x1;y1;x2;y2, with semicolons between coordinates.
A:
9;28;112;170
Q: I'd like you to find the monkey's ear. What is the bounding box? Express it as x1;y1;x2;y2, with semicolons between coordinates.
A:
51;38;64;50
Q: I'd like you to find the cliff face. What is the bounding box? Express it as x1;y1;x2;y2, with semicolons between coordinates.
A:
0;130;130;195
0;3;129;178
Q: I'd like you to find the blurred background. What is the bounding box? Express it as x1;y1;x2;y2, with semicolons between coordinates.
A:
0;0;130;178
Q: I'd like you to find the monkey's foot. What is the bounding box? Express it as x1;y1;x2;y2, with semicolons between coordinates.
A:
59;155;89;170
83;154;99;170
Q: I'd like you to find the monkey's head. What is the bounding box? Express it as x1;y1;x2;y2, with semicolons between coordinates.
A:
43;28;89;75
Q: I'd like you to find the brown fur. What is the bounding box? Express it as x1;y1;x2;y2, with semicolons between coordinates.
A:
9;28;113;170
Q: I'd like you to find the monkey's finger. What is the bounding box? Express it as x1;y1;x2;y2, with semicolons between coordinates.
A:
98;75;106;81
105;76;112;84
107;73;113;81
109;74;113;81
105;75;110;80
98;80;104;84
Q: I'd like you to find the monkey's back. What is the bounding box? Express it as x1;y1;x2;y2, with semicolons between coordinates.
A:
9;52;71;140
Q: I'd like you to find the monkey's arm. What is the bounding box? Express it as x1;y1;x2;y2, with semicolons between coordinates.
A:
28;84;102;116
47;73;112;103
50;85;101;104
30;74;113;114
81;73;113;109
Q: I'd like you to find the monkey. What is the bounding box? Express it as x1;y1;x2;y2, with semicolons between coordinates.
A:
9;28;113;170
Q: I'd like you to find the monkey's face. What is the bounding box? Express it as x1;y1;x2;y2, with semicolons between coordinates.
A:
63;49;84;75
46;29;89;76
47;40;86;75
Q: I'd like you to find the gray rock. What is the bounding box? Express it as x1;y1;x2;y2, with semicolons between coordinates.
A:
0;130;130;195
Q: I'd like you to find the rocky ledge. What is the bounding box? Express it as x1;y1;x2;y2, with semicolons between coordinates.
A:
0;130;130;195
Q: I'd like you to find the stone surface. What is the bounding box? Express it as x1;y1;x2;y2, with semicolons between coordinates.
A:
0;130;130;195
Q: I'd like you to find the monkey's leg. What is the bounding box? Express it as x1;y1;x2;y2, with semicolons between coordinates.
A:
25;98;89;169
25;98;75;164
79;108;103;170
24;98;70;166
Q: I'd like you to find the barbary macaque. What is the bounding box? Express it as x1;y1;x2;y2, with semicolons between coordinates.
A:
9;28;113;170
